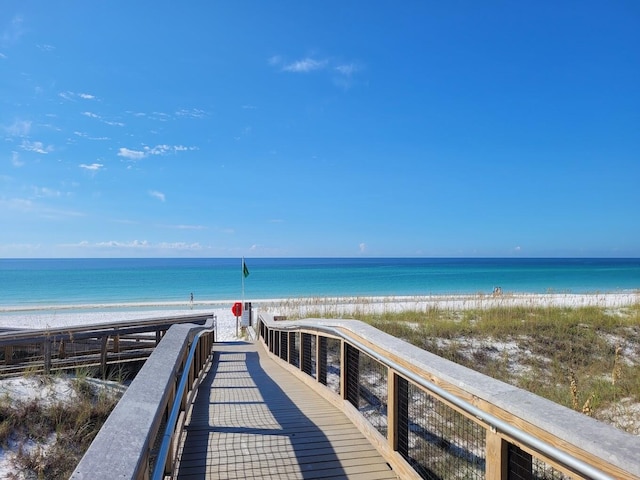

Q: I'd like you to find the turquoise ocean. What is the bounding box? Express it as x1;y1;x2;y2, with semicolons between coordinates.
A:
0;258;639;311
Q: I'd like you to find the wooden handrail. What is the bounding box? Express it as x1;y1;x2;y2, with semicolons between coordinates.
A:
257;314;640;480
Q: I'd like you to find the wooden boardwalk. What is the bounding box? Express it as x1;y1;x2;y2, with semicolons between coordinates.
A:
174;341;398;480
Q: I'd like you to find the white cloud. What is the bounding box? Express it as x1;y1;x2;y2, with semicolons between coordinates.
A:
5;119;32;136
117;147;146;160
95;240;150;248
149;190;166;202
33;186;61;198
283;58;328;73
103;120;125;127
1;15;24;48
79;163;104;171
82;111;100;118
11;151;23;167
74;131;110;141
359;243;367;253
0;197;83;217
272;55;362;89
37;44;55;52
21;140;53;154
268;55;282;66
175;108;207;118
335;63;359;76
157;242;203;250
166;224;206;230
0;52;6;59
118;144;197;161
150;112;171;122
60;92;96;101
68;240;203;252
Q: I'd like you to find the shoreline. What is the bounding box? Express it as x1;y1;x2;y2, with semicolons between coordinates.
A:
0;291;638;313
0;292;638;332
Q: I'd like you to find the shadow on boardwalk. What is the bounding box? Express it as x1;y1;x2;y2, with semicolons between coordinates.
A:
175;341;396;479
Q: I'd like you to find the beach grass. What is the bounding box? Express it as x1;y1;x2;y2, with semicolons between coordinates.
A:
288;299;640;433
0;372;122;479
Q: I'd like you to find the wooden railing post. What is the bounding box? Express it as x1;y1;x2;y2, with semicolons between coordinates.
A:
43;339;51;374
4;346;13;365
486;430;508;480
100;336;108;379
387;371;397;449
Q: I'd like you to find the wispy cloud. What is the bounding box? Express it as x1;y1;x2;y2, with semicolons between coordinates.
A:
0;197;83;218
162;224;206;230
4;119;32;137
335;63;359;76
95;240;151;248
118;144;197;160
270;55;363;88
60;91;96;101
11;151;23;167
149;190;166;202
175;108;207;118
21;140;54;154
283;58;328;73
79;163;104;171
1;15;24;48
33;186;62;198
74;131;110;141
68;240;204;252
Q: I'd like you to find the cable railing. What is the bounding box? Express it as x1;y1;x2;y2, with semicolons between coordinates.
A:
257;314;640;480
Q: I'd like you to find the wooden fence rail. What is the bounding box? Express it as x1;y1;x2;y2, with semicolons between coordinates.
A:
0;313;211;378
70;316;216;480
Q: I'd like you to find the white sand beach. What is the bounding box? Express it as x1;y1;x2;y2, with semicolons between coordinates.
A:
0;292;638;337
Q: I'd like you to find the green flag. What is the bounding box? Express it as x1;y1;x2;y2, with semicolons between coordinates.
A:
242;259;250;278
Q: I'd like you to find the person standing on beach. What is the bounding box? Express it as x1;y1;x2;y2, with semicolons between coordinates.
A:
190;292;194;309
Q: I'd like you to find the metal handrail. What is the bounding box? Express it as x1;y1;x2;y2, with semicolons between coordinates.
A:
152;316;217;480
260;318;614;480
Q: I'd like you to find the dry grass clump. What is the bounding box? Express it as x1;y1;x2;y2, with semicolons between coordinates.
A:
323;302;640;434
0;372;122;479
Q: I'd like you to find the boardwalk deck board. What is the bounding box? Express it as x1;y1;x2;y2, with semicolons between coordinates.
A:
174;341;398;479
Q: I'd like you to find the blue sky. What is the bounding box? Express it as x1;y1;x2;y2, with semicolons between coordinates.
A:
1;2;638;258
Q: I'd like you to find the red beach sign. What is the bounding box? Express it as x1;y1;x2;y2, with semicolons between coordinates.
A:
231;302;242;316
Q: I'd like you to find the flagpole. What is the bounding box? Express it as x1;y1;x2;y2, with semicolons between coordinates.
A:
241;257;245;303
